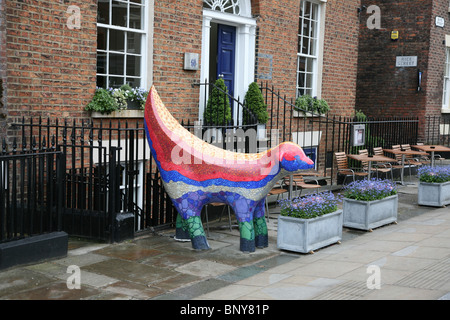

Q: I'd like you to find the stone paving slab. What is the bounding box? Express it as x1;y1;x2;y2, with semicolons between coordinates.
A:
1;176;450;301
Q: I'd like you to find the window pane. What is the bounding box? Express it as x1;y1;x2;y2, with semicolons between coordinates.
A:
126;55;141;76
109;53;125;75
98;27;107;50
109;29;125;52
129;4;142;29
97;52;107;74
126;77;141;87
98;0;110;24
127;32;141;54
97;76;107;89
112;0;127;27
109;76;125;88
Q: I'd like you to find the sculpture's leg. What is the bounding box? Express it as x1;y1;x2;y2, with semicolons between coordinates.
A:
186;215;210;250
238;220;255;252
233;196;257;252
254;199;269;248
172;193;210;250
175;213;190;242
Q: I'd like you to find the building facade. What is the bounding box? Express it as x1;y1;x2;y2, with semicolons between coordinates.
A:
1;0;360;131
356;0;450;139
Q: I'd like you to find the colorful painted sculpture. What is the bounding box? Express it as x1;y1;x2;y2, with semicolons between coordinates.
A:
144;86;314;252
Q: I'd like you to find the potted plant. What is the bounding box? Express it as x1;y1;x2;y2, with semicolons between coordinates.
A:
277;191;343;254
295;95;330;116
342;179;398;231
203;78;232;126
85;87;120;114
417;165;450;207
203;78;232;145
243;82;268;140
85;86;148;115
120;84;148;110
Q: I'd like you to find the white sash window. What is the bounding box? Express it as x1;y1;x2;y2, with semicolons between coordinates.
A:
97;0;148;89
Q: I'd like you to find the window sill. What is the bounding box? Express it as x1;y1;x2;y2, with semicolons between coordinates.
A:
90;110;144;118
293;110;326;118
441;108;450;114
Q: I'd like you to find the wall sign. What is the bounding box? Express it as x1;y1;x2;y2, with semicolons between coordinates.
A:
396;56;418;67
184;53;199;71
436;16;445;28
352;124;366;147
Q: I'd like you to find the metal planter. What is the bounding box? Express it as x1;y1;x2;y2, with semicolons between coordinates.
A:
418;181;450;207
343;194;398;231
277;209;343;253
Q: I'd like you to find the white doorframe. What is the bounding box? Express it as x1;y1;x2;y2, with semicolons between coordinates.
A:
199;9;256;125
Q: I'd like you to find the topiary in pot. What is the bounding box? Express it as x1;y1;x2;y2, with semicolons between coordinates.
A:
203;78;231;126
85;88;119;114
243;82;268;125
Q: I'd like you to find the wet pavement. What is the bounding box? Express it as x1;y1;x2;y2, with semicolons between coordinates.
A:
0;176;449;302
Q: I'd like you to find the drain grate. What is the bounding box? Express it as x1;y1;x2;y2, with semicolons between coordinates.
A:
395;257;450;290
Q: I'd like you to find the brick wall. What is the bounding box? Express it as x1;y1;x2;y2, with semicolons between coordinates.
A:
254;0;360;117
0;0;6;135
152;0;203;122
4;0;97;125
253;1;299;97
426;0;450;119
322;0;361;117
356;0;433;119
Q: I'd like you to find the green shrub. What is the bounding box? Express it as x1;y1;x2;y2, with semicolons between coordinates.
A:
203;78;232;126
85;88;119;114
295;95;330;115
243;82;268;125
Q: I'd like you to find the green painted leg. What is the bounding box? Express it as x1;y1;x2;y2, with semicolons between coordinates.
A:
175;214;190;242
186;216;210;250
254;217;269;248
239;221;255;252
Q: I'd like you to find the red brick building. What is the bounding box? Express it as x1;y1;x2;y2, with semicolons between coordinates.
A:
356;0;450;139
1;0;360;131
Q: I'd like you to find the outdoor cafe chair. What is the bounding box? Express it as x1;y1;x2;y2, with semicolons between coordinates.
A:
282;174;321;197
416;142;446;165
358;149;394;180
400;144;430;166
334;151;368;185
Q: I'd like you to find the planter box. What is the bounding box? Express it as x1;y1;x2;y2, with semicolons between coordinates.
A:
343;194;398;231
277;209;343;253
418;181;450;207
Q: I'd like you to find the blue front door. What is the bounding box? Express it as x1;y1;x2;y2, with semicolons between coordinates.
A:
217;24;236;113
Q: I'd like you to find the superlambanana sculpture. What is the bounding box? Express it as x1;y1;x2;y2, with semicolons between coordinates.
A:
144;86;314;252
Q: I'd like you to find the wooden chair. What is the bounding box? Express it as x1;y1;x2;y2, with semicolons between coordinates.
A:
401;144;430;166
374;147;403;178
265;180;288;221
392;145;415;181
335;152;368;184
282;174;321;196
416;142;445;165
359;149;393;180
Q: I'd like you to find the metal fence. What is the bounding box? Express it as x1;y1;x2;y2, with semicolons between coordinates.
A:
2;83;434;241
0;150;64;243
425;116;450;147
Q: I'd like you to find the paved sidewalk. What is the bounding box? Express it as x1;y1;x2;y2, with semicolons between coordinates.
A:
0;178;449;300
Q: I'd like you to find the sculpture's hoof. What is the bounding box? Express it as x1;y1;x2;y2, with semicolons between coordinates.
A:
240;239;256;253
255;234;269;248
175;228;191;242
191;235;210;250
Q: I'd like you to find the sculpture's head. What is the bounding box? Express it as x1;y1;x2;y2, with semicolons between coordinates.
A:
278;142;315;173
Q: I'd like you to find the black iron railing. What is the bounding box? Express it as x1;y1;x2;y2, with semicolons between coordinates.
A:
0;150;64;243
